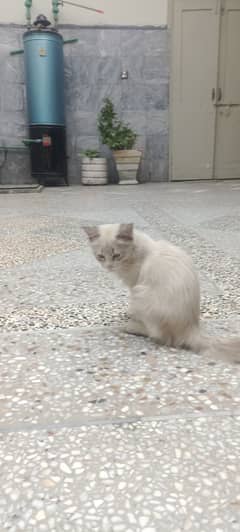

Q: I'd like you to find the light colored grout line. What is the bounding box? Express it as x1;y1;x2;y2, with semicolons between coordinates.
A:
1;409;240;434
0;324;125;336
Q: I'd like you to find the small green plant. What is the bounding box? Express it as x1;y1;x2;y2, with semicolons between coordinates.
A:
98;98;137;150
82;149;100;159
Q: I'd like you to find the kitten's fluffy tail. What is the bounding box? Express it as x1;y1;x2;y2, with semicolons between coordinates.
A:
184;326;240;364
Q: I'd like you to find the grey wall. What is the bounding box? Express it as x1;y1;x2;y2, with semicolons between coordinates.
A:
0;26;32;184
0;25;169;185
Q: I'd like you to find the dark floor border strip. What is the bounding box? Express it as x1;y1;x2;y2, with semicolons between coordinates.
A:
1;409;240;434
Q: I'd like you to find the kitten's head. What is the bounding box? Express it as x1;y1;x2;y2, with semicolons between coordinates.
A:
83;223;135;273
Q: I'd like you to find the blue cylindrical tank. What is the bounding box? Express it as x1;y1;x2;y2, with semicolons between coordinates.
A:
23;30;65;126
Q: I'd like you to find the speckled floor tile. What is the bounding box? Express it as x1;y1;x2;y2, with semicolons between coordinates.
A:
0;185;239;332
0;248;229;331
0;208;147;269
0;216;83;268
1;416;240;532
0;324;240;428
0;183;240;531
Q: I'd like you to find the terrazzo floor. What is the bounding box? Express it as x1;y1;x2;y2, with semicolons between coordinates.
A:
0;182;240;531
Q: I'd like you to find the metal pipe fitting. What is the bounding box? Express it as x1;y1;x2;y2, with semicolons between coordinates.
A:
52;0;60;27
24;0;32;28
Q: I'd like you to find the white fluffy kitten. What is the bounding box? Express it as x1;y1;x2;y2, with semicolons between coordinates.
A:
84;223;240;363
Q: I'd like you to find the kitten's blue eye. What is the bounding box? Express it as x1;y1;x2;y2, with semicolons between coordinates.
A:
97;254;105;261
113;253;121;260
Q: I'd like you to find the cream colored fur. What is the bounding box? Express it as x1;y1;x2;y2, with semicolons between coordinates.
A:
84;223;240;364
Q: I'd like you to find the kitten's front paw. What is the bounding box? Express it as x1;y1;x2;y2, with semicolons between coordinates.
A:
121;320;147;337
119;323;131;334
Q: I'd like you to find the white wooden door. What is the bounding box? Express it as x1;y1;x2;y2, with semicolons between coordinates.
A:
214;0;240;178
171;0;220;180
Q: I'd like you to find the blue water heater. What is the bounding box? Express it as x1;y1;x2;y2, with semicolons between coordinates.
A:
23;25;67;184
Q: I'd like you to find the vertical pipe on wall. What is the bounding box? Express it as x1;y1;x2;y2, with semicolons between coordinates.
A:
24;0;32;28
52;0;60;27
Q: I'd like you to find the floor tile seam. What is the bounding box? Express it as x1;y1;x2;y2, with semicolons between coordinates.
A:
0;324;122;337
1;409;240;435
0;321;234;337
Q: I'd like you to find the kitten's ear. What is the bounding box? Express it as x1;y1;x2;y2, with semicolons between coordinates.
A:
117;223;134;241
83;225;99;241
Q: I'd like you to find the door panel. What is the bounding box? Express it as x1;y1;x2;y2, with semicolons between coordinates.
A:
171;0;220;180
215;107;240;178
214;0;240;178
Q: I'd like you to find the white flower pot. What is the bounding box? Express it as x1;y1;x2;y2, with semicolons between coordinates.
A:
81;157;107;186
113;149;142;185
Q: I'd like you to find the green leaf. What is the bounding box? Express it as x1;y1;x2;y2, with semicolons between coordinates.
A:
81;149;100;159
98;99;137;150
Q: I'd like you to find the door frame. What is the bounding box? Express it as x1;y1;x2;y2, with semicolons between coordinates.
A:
168;0;174;181
168;0;223;181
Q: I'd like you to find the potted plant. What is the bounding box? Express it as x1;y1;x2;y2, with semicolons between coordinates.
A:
81;149;108;186
98;98;142;185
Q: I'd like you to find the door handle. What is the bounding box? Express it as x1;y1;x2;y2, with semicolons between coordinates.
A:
212;88;222;104
217;87;222;102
